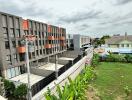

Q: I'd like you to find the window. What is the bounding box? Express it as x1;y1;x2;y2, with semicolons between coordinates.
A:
6;55;11;61
3;28;8;38
15;67;19;76
11;68;15;77
6;66;25;79
35;31;37;35
5;41;10;49
10;28;15;38
7;69;11;78
39;40;41;46
13;54;17;59
36;50;39;56
121;44;124;47
127;44;129;47
39;32;41;38
35;40;38;46
12;41;16;48
16;29;20;37
40;50;42;55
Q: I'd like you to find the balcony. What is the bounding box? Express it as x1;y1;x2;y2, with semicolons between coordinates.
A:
22;20;29;30
17;46;26;53
48;36;55;40
45;44;52;48
59;36;65;40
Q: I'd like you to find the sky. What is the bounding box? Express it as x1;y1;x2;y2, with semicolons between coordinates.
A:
0;0;132;37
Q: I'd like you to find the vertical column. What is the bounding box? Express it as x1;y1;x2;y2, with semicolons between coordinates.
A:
13;16;20;63
0;14;7;78
7;15;14;65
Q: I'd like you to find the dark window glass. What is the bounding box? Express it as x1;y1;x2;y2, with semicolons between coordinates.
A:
5;41;10;49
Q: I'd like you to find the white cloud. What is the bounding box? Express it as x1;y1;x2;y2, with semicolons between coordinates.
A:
0;0;132;37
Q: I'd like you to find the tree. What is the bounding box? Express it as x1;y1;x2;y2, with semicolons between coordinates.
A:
93;35;110;47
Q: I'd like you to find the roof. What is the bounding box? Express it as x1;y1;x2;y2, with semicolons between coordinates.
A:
105;34;132;44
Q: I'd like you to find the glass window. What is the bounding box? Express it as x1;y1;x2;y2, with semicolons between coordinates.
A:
6;55;11;61
16;29;20;37
5;41;10;49
10;28;15;38
127;44;129;47
12;41;16;48
11;68;15;78
121;44;124;47
15;67;19;76
7;69;11;79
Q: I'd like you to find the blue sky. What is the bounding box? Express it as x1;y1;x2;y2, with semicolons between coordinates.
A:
0;0;132;37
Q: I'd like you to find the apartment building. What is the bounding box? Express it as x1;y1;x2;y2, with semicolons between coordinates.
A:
73;34;90;51
0;11;66;79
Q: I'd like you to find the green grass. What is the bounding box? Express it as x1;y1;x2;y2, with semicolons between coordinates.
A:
92;62;132;100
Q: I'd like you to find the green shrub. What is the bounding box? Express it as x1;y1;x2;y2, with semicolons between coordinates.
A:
125;54;132;63
104;53;129;62
124;86;131;97
45;67;96;100
4;79;15;97
13;84;27;99
4;79;27;99
91;53;100;67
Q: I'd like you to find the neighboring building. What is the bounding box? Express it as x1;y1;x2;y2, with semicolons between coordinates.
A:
66;34;73;49
105;33;132;53
73;34;90;51
0;11;67;79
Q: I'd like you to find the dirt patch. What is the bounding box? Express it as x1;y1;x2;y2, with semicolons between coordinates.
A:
86;86;100;100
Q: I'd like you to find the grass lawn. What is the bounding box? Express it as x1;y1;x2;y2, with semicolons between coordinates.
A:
92;62;132;100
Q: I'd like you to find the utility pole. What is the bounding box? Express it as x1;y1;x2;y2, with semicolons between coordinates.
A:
25;38;32;100
55;54;58;79
21;35;35;100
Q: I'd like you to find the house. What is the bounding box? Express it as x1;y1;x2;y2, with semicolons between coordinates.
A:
105;33;132;54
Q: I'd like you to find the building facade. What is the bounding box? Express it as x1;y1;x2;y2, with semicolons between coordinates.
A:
73;34;90;51
0;12;66;79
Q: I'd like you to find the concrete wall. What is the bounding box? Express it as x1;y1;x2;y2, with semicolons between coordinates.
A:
73;34;80;50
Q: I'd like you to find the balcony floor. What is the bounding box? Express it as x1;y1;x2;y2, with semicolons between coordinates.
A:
38;63;64;71
10;73;44;86
58;57;74;61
